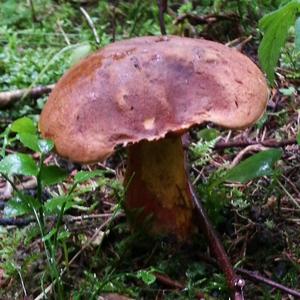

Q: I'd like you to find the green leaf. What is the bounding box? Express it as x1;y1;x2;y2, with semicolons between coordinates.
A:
42;228;56;242
279;86;296;96
17;133;54;154
57;230;71;241
295;16;300;52
11;117;36;134
258;1;300;82
37;139;54;154
18;133;40;152
70;43;91;65
4;194;40;217
297;132;300;145
74;170;105;183
136;270;156;285
197;128;220;142
224;149;282;183
40;165;68;186
44;196;74;214
4;198;31;217
1;125;12;158
0;154;38;176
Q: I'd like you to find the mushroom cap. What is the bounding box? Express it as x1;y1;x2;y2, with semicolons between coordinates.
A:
40;36;268;163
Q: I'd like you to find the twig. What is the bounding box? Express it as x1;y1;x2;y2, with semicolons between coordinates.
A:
277;179;300;210
0;177;37;200
0;217;36;226
157;0;167;35
214;138;297;150
225;35;253;51
197;254;300;298
111;4;116;42
230;144;269;168
154;272;206;299
174;13;239;26
0;213;121;227
189;184;245;300
80;7;100;45
28;0;37;23
0;84;54;108
57;20;71;45
236;268;300;298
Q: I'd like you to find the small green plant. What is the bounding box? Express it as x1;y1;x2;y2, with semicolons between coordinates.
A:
0;116;116;297
198;147;282;224
258;0;300;82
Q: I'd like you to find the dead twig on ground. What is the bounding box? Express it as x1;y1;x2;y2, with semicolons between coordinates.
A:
236;268;300;298
214;138;297;150
0;213;121;227
0;84;54;108
230;144;269;168
174;13;239;26
197;254;300;298
189;185;245;300
157;0;167;35
154;272;206;299
0;177;37;200
80;7;100;45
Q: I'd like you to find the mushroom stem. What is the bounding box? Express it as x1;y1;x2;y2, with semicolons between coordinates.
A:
125;135;244;298
124;135;195;240
189;185;245;300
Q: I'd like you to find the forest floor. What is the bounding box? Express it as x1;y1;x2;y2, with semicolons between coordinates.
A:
0;1;299;299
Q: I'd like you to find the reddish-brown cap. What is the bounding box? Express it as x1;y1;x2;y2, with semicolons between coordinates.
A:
40;36;268;163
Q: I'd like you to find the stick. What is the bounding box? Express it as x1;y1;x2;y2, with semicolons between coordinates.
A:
230;144;269;168
214;138;297;150
80;7;100;45
154;272;206;299
0;213;120;227
28;0;37;23
236;268;300;298
189;184;245;300
157;0;167;35
197;254;300;298
0;84;54;108
174;13;238;26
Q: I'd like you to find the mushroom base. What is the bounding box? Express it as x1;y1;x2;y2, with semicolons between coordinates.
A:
124;135;195;240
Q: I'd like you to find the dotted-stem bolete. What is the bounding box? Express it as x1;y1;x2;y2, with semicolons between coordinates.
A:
40;36;268;240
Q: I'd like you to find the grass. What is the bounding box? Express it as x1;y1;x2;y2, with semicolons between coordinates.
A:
0;0;300;299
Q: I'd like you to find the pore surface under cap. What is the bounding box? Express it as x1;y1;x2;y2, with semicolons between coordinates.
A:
40;36;268;163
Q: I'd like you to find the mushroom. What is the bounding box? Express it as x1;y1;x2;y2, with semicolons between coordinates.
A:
39;36;268;240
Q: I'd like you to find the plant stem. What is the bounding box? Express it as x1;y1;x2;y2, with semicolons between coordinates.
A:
188;183;245;300
157;0;167;35
53;183;77;249
37;155;45;232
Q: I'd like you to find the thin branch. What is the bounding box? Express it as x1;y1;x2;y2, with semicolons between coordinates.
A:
189;184;245;300
236;268;300;298
154;272;206;299
80;7;100;45
214;138;297;150
230;144;269;168
157;0;167;35
111;4;116;42
28;0;37;23
0;217;36;226
57;21;71;45
197;254;300;298
0;84;54;108
174;13;239;26
0;213;120;227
